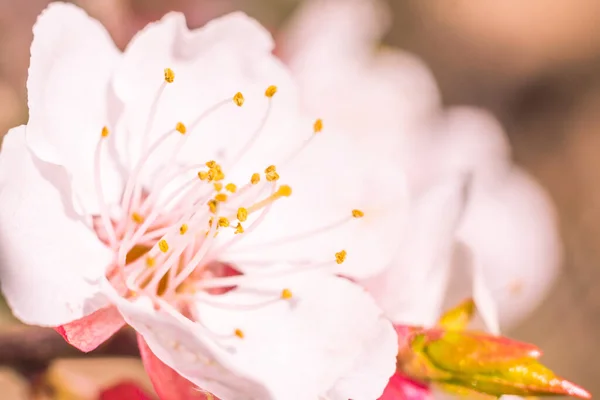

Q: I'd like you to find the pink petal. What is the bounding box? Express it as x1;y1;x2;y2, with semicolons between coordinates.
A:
379;373;432;400
137;334;217;400
55;305;125;352
100;381;156;400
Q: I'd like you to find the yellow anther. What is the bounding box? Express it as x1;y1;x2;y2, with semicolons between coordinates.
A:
214;167;225;182
281;288;293;300
233;92;245;107
146;256;156;267
237;207;248;222
207;169;216;181
335;250;347;265
158;239;169;253
251;173;260;185
277;185;292;197
175;122;187;134
198;171;209;181
265;165;279;182
234;223;244;234
352;209;365;218
225;183;237;193
213;183;223;192
313;119;323;133
208;199;218;214
164;68;175;83
206;160;217;168
131;212;145;224
215;193;228;202
265;85;277;98
179;224;188;235
218;217;230;228
101;126;110;138
234;329;245;339
266;171;280;182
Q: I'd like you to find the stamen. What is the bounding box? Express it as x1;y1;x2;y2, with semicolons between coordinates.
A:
251;173;260;185
194;259;340;290
335;250;347;264
167;217;219;293
179;224;188;235
175;122;187;134
233;92;244;107
234;329;245;339
158;239;169;253
205;183;279;261
281;288;293;300
213;183;223;192
131;212;145;224
237;207;248;222
227;212;356;253
94;127;118;248
164;68;175;83
235;223;244;234
265;165;279;182
187;290;288;310
218;217;230;228
313;119;323;133
225;183;237;193
215;193;228;202
208;199;218;214
247;185;292;214
265;85;277;98
280;119;324;168
146;256;156;267
198;171;209;181
352;209;365;218
120;127;178;216
224;88;274;172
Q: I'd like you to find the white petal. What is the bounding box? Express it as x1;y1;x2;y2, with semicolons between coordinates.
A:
361;176;468;326
104;290;268;399
456;168;561;329
193;272;398;400
281;0;440;162
26;3;123;214
279;0;391;67
326;317;399;400
405;106;511;193
443;243;500;334
221;127;408;280
108;272;397;399
112;12;303;192
0;127;113;326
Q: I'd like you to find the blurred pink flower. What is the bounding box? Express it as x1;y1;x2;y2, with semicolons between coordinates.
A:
0;3;408;399
278;0;561;333
100;381;155;400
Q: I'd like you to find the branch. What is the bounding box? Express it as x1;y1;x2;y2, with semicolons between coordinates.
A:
0;326;139;374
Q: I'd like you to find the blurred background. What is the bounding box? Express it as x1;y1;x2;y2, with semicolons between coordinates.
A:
1;0;599;398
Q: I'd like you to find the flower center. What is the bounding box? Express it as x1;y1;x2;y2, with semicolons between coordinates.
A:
92;68;361;339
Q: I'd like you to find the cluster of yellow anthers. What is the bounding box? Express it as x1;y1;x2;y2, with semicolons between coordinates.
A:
95;67;365;340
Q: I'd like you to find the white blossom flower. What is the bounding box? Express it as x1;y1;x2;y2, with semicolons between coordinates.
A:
0;3;405;399
278;0;561;333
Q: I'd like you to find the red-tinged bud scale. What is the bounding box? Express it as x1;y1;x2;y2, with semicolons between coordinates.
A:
395;298;591;399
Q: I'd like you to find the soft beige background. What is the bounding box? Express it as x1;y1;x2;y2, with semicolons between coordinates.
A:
0;0;598;396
